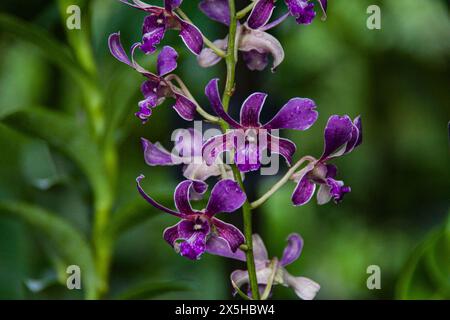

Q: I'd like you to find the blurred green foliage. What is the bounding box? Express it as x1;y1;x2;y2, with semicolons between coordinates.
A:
0;0;449;299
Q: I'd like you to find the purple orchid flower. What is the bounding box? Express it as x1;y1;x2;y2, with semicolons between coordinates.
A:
292;115;362;206
198;0;284;72
137;176;246;260
108;32;196;122
202;78;318;172
117;0;203;55
141;128;234;183
247;0;328;29
207;233;320;300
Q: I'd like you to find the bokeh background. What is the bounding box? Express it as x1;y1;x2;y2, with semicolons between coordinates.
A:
0;0;449;299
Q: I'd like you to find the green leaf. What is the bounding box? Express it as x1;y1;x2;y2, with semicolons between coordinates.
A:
116;280;190;300
57;0;97;76
396;226;450;299
0;14;104;136
4;107;113;220
0;201;100;299
0;14;93;91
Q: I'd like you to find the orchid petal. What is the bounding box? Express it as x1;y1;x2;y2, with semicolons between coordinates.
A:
174;128;203;158
172;93;197;121
141;138;179;166
316;183;332;205
320;115;354;160
247;0;275;29
267;134;297;165
285;0;316;25
205;179;246;216
326;178;351;203
242;50;269;71
174;180;206;215
240;92;267;127
164;0;182;11
136;175;184;217
284;274;320;300
234;136;267;172
199;0;230;25
212;218;245;252
108;32;132;66
239;28;285;72
177;219;210;260
291;172;316;206
206;235;246;261
157;46;178;76
263;98;318;130
280;233;304;266
197;38;228;67
252;234;269;262
141;14;166;54
205;79;241;128
202;132;236;166
178;19;204;55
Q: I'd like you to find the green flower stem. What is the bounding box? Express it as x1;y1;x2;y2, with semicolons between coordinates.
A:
250;156;315;209
236;1;257;19
175;9;226;58
220;0;260;300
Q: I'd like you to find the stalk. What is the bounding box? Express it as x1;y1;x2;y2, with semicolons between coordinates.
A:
222;0;260;300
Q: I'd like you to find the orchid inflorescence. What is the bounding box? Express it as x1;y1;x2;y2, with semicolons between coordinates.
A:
109;0;361;300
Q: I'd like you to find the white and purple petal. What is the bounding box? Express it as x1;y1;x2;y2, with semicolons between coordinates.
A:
267;134;297;165
239;28;285;72
164;0;182;11
174;180;206;215
172;93;197;121
263;98;318;130
247;0;276;29
242;50;269;71
234;139;261;173
141;14;166;54
197;37;228;67
240;92;267;127
178;19;204;55
326;178;351;203
285;0;316;25
211;218;245;252
136;175;184;217
280;233;303;266
141;138;179;166
284;273;320;300
205;79;242;128
176;219;210;260
205;179;246;216
252;234;269;262
206;235;246;261
202;132;236;166
157;46;178;76
199;0;230;25
291;168;316;206
320;115;354;161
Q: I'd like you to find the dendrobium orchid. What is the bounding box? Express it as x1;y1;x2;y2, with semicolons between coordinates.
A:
198;0;284;71
118;0;203;55
142;128;234;182
112;0;361;300
207;233;320;300
247;0;328;29
137;176;246;260
291;115;362;206
202;78;318;172
108;33;196;122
